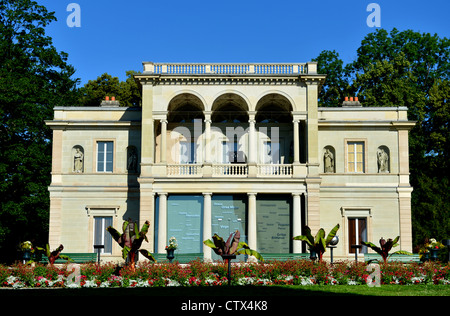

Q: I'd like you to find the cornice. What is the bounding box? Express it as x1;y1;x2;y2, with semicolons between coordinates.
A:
135;74;307;86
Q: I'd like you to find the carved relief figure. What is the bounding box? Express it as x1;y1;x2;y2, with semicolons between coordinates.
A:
324;148;334;173
73;147;84;173
377;147;389;173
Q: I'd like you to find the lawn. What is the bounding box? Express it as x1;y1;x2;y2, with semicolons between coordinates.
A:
1;284;448;296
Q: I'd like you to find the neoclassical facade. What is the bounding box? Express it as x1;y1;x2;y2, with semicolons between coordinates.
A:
46;62;415;261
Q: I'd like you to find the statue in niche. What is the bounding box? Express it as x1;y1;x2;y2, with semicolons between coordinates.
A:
324;148;334;173
377;147;389;173
73;147;84;173
127;147;138;173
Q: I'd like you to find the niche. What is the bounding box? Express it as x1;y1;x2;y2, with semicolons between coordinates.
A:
377;146;390;173
72;145;84;173
323;146;335;173
127;146;138;173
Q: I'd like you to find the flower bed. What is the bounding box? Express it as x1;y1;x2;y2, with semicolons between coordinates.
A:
1;260;449;289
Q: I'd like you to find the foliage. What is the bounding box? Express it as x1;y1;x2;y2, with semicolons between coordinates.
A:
293;224;340;261
203;230;264;261
362;236;412;263
35;244;73;265
106;219;155;269
313;28;450;247
0;0;79;264
78;71;141;107
1;260;449;288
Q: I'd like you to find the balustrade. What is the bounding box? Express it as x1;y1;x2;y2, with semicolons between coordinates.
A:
167;164;202;176
257;164;293;176
144;63;308;75
166;163;297;177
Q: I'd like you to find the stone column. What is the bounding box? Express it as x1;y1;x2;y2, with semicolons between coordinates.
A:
292;119;300;164
204;113;212;164
160;118;167;163
141;84;154;176
248;113;256;164
247;193;257;252
292;193;302;253
140;190;155;252
157;192;167;253
203;192;212;261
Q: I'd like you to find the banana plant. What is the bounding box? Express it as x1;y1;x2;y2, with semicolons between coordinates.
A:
107;219;156;270
203;230;264;262
293;224;340;261
362;236;411;263
36;244;73;265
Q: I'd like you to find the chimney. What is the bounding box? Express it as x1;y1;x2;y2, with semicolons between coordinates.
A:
342;96;361;107
100;96;120;107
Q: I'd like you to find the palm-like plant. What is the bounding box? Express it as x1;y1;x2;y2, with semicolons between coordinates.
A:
36;244;73;265
203;230;263;262
107;219;155;270
293;224;340;261
362;236;411;263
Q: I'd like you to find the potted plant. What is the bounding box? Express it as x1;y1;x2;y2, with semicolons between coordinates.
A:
107;219;156;271
165;236;178;263
427;238;445;261
293;224;340;261
20;241;33;263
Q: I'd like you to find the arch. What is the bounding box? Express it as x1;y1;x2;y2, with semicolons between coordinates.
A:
72;145;84;173
167;93;205;122
211;92;249;123
376;145;390;173
323;145;335;173
255;93;293;123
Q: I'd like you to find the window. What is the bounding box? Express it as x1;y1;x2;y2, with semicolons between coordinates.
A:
180;140;196;164
348;218;367;254
94;216;113;254
222;140;238;163
97;141;113;172
347;141;365;172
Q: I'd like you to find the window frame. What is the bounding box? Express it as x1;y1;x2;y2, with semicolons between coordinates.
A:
95;140;115;173
345;139;367;173
341;207;372;256
93;216;113;254
86;206;119;256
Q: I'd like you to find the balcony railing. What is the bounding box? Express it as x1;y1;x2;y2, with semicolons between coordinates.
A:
257;164;293;177
143;63;309;75
212;164;248;177
166;164;295;178
167;164;202;176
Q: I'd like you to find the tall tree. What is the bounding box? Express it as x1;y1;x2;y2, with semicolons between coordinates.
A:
0;0;78;263
314;28;450;247
78;71;141;107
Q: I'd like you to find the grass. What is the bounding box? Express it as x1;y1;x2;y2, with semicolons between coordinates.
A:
1;284;448;296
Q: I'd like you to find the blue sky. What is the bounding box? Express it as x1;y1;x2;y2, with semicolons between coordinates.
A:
43;0;450;86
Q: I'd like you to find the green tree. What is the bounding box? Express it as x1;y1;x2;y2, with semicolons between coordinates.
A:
0;0;78;263
312;50;352;106
78;71;141;107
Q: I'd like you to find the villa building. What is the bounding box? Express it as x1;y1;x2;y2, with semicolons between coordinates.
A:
45;62;416;261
